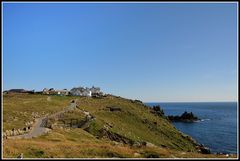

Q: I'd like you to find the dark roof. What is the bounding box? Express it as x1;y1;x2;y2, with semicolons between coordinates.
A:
7;89;34;93
8;89;26;92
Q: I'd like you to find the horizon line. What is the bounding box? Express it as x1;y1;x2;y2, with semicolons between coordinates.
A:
144;101;238;103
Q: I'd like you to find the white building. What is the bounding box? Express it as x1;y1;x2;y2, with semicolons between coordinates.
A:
70;86;102;97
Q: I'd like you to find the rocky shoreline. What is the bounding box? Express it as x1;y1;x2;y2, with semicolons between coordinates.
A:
149;105;211;154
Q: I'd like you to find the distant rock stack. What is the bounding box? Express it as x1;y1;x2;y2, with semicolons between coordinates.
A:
167;111;199;122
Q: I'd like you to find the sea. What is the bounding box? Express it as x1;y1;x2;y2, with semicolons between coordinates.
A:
145;102;238;154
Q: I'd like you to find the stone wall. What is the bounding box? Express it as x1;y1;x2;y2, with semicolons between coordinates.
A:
3;120;35;138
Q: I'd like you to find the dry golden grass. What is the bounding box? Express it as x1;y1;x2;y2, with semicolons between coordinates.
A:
3;94;237;158
3;93;78;131
3;128;135;158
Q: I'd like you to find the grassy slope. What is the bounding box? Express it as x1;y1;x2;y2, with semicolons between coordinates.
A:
3;128;231;158
3;93;78;131
76;95;198;152
2;93;236;158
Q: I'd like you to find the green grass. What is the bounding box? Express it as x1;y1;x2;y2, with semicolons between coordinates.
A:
74;95;198;152
3;93;78;131
3;93;236;158
3;128;236;158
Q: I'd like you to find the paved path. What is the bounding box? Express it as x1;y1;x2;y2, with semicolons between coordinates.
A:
9;101;77;139
11;118;50;139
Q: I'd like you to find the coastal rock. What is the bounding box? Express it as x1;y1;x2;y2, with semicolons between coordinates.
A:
167;111;199;122
199;145;211;154
150;105;165;116
195;144;211;154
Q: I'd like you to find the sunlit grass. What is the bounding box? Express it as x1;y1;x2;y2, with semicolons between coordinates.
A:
3;93;236;158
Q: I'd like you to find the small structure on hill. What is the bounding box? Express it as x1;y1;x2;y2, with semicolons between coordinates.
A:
70;87;91;96
70;86;103;97
42;88;69;95
5;89;34;94
42;88;49;94
41;86;103;97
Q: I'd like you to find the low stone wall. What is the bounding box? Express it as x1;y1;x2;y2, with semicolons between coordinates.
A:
3;120;36;138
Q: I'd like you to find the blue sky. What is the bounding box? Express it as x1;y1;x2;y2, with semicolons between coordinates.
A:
3;2;238;102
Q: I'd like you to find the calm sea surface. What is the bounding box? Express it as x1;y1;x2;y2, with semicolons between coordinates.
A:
145;102;238;154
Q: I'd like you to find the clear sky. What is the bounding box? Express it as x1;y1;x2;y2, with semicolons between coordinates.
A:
3;2;238;102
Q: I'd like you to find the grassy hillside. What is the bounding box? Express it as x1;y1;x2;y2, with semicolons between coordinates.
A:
74;95;198;152
3;128;232;158
3;93;78;131
2;93;236;158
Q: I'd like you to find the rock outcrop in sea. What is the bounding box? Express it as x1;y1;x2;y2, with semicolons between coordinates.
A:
167;111;199;122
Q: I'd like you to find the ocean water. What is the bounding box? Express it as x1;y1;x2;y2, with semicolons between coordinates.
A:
145;102;238;154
